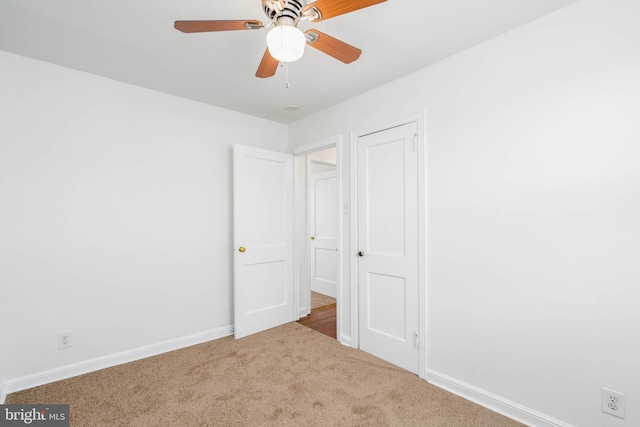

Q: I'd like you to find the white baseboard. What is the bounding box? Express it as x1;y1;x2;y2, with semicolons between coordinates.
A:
2;325;233;397
299;306;310;318
338;334;352;347
426;370;574;427
0;383;6;404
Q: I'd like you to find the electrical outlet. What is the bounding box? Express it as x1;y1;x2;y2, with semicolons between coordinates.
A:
602;387;625;419
58;331;72;349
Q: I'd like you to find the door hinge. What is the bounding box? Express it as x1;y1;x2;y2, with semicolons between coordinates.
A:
413;134;418;151
415;331;420;349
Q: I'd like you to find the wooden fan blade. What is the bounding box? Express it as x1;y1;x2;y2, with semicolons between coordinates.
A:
174;20;262;33
303;0;386;22
305;30;362;64
256;49;279;78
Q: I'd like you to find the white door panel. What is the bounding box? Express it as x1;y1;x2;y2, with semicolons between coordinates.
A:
357;122;419;374
309;168;338;298
314;248;337;283
365;137;407;256
234;145;294;339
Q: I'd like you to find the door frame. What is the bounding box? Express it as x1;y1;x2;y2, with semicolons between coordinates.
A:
350;112;427;379
292;135;344;340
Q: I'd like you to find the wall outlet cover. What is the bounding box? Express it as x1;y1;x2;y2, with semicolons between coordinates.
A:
602;387;625;419
58;331;72;349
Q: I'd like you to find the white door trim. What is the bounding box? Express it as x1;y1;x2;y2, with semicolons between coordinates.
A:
350;112;427;379
292;136;346;343
292;137;339;156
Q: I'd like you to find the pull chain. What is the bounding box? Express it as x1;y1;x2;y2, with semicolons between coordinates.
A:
285;61;290;89
280;28;289;89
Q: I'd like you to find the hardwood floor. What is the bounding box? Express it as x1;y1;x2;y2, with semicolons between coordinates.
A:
297;304;336;339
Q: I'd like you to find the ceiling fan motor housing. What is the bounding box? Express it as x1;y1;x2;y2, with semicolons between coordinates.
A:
264;0;305;24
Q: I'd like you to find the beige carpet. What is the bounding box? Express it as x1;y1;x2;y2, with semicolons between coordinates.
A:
7;323;523;426
310;291;336;310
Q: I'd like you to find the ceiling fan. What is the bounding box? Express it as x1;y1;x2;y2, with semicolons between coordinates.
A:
174;0;387;78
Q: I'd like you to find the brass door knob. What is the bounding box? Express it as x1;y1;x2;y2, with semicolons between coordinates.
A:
310;236;315;240
358;251;365;257
239;247;246;253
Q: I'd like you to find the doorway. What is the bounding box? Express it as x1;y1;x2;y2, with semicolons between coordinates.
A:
301;148;338;339
293;137;342;341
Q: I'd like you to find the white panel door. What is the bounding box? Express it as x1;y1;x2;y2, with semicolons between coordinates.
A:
309;169;337;298
357;122;420;373
233;144;294;339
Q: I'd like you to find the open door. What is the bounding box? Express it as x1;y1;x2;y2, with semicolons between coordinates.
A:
309;168;338;298
233;144;295;339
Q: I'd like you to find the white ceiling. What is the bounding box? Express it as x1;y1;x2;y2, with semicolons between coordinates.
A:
0;0;579;124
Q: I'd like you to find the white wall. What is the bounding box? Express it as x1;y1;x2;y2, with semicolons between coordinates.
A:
288;1;640;426
0;282;4;401
0;51;286;385
0;358;4;403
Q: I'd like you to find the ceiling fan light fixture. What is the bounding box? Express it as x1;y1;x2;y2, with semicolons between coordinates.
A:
266;26;306;62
